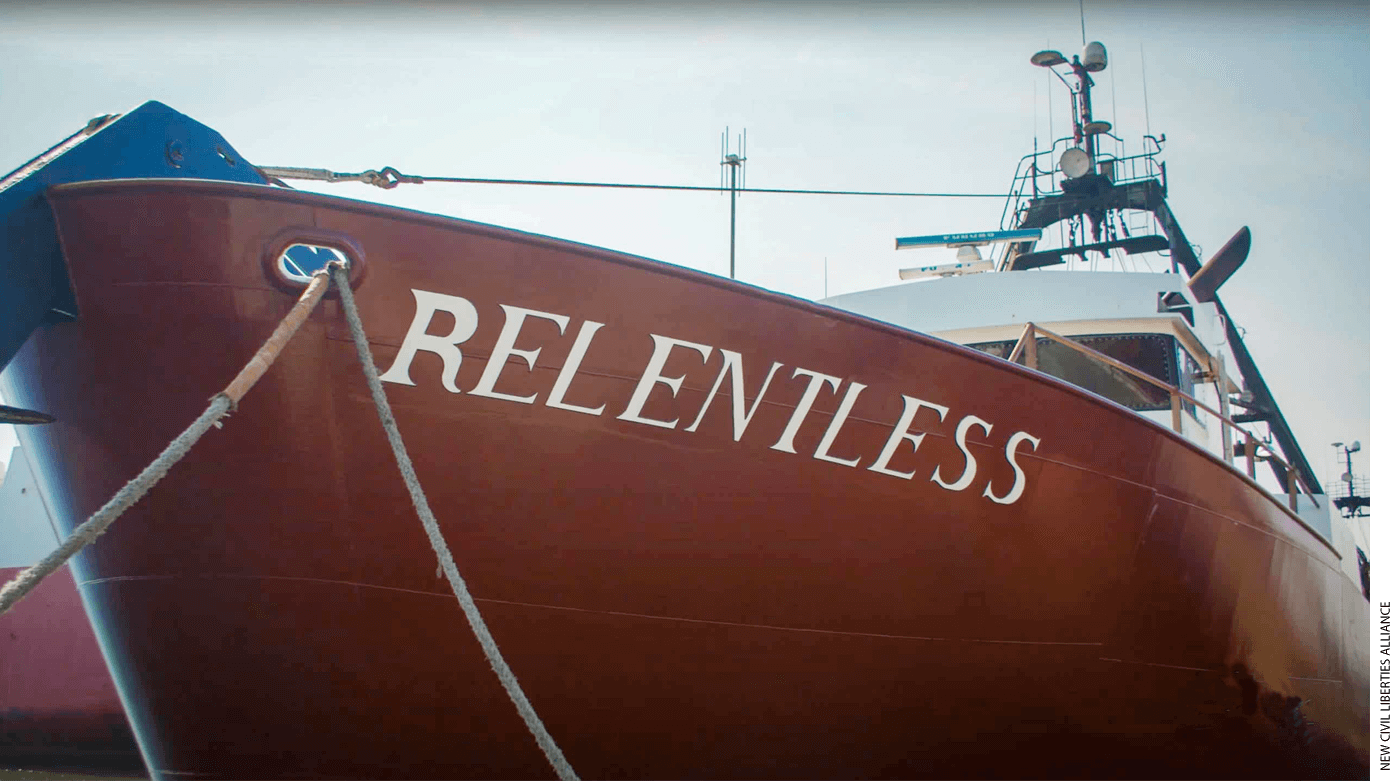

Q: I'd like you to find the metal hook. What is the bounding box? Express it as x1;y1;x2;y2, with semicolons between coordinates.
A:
366;166;425;189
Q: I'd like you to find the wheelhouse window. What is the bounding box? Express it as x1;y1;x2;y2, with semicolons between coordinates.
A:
969;333;1189;413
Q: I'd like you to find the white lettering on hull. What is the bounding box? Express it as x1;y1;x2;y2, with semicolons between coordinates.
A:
381;288;1045;505
868;395;949;480
812;381;867;468
468;305;570;404
546;320;609;416
685;351;783;441
380;289;479;392
616;335;714;429
983;431;1041;505
932;415;993;491
771;368;841;454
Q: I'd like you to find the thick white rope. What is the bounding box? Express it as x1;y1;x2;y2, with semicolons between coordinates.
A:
329;264;579;781
0;269;335;616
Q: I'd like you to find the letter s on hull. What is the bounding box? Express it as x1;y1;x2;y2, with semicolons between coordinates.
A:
982;431;1041;505
380;289;480;393
931;414;993;491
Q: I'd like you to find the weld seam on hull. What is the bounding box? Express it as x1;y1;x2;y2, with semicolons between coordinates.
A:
1097;657;1218;673
80;572;1105;646
110;281;276;293
1151;493;1345;571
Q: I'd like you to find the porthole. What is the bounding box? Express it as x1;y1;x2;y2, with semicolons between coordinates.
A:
261;229;367;296
277;243;351;285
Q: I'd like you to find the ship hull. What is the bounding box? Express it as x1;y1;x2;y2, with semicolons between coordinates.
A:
0;180;1367;779
0;564;142;775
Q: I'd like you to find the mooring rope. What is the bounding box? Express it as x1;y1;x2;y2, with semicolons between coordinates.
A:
0;270;334;617
329;263;579;781
0;263;578;778
0;398;229;615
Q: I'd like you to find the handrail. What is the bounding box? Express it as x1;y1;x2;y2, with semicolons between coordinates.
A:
1010;323;1320;510
998;135;1168;233
999;150;1046;230
1007;321;1037;366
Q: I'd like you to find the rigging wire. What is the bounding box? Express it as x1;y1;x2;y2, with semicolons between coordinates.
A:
258;166;1005;199
1141;42;1153;139
1109;50;1122;161
1046;40;1055;144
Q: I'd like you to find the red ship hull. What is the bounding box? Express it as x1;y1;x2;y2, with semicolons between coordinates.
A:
0;564;142;774
0;180;1367;779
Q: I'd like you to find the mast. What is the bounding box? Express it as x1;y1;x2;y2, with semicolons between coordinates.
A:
1013;41;1323;495
720;128;746;280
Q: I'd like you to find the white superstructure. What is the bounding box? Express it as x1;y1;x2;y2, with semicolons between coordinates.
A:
822;265;1362;591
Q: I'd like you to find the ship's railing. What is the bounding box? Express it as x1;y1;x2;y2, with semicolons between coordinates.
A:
1327;477;1370;518
996;148;1052;233
998;135;1168;234
1327;476;1370;502
1006;322;1319;512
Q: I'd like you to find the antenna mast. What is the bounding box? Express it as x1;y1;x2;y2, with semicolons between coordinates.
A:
720;127;747;280
1030;42;1110;242
1140;43;1153;140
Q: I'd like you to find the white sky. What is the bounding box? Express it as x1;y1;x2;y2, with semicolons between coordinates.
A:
0;0;1374;495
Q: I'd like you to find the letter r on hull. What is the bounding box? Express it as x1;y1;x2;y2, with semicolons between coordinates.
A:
380;289;480;393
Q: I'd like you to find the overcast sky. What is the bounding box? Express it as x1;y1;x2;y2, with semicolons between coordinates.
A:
0;0;1373;509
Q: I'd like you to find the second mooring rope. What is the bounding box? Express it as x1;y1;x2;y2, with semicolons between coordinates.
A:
0;262;578;780
329;263;579;781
